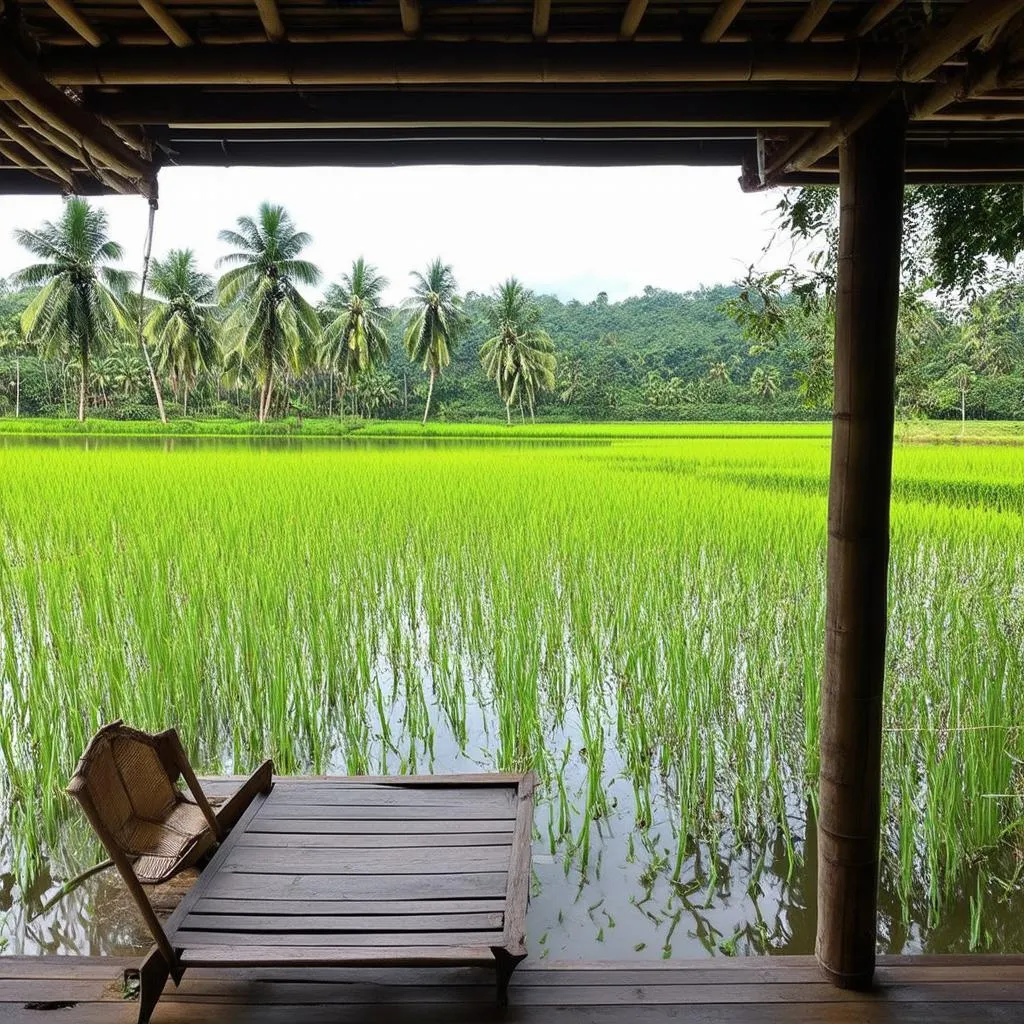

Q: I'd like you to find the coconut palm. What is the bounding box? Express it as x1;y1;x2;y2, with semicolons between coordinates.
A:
0;323;23;418
707;360;732;384
217;203;321;422
320;258;390;415
403;259;467;425
479;278;557;424
749;365;781;401
146;249;219;417
14;198;132;421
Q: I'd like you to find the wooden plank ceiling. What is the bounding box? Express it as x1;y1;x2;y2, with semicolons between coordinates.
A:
0;0;1023;194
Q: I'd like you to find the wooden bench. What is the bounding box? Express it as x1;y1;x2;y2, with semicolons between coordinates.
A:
135;773;535;1023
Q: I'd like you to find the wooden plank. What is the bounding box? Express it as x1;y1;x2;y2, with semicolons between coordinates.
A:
250;818;513;835
180;944;497;968
241;832;511;849
163;792;269;942
182;912;505;932
261;787;516;810
195;898;507;916
6;1000;1024;1024
221;846;511;875
203;870;509;901
207;773;523;784
502;772;535;956
177;930;505;948
257;804;515;821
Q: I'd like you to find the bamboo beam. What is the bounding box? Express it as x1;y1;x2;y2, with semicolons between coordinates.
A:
254;0;287;41
532;0;550;38
620;0;649;39
767;88;896;180
911;39;1024;117
817;97;905;992
137;0;193;46
853;0;902;37
42;0;105;47
400;0;421;35
768;0;1024;180
39;42;903;86
8;101;136;192
88;87;849;127
701;0;746;42
0;33;156;194
0;112;76;187
903;0;1024;81
788;0;833;43
0;140;62;185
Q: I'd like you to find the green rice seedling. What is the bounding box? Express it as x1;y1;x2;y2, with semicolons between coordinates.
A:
0;427;1021;956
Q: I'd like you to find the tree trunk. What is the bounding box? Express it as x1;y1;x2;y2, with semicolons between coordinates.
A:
328;371;334;417
961;388;966;433
422;367;436;425
338;379;347;419
505;400;511;425
78;350;88;422
183;384;189;417
263;368;275;422
258;374;269;422
14;357;19;418
816;99;905;992
403;372;408;415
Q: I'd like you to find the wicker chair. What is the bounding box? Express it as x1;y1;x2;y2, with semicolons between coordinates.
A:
67;720;274;1009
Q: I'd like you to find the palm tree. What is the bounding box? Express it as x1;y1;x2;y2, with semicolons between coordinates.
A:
146;249;219;417
749;365;781;401
403;259;467;425
479;278;556;424
0;323;23;417
217;203;321;422
14;198;132;421
707;360;732;384
320;258;390;415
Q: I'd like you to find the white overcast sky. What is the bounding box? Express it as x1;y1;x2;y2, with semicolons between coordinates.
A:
0;165;803;304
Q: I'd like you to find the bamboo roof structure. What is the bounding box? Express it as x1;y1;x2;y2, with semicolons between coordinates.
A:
2;0;1024;195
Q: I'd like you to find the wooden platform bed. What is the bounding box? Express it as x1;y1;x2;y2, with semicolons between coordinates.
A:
106;771;534;1024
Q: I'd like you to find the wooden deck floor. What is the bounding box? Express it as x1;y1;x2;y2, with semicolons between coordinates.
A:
3;954;1024;1023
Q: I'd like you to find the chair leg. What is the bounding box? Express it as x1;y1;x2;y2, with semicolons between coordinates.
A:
137;947;170;1024
491;948;525;1008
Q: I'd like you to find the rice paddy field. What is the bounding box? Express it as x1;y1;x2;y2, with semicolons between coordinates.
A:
0;424;1021;959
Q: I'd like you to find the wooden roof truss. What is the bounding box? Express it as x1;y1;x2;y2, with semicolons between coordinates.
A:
2;0;1024;193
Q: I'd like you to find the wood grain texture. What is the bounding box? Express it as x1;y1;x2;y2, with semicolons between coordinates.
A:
219;846;512;875
250;817;513;834
817;99;905;990
6;955;1024;1024
503;772;536;955
203;870;510;901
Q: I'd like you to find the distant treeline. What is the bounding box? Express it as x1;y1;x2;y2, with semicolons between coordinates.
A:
1;199;1021;424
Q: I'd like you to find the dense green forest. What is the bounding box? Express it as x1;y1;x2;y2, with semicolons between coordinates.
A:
1;197;1022;424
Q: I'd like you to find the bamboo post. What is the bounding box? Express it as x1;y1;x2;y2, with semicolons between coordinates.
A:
817;97;905;990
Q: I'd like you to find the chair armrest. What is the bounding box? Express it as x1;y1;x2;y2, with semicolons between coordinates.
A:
214;760;275;832
160;729;224;841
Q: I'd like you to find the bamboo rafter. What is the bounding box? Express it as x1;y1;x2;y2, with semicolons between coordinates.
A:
0;32;157;195
760;0;1024;184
